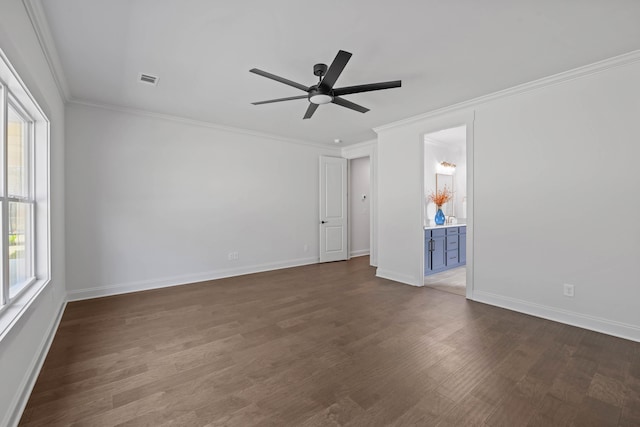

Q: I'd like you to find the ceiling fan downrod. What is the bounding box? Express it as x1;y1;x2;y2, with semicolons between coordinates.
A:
313;63;328;81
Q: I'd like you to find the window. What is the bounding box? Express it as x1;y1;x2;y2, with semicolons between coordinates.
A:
7;101;35;298
0;48;50;322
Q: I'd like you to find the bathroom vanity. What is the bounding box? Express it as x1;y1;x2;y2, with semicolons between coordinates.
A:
424;224;466;275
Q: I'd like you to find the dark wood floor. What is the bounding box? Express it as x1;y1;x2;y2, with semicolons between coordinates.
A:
20;257;640;426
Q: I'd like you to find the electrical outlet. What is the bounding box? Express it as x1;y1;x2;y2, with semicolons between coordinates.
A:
303;244;308;252
563;283;575;297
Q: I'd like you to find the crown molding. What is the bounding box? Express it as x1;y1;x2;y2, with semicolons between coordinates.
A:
22;0;71;101
341;138;377;159
68;98;341;151
342;138;376;151
374;49;640;133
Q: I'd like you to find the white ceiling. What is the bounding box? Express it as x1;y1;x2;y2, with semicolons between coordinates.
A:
37;0;640;146
425;126;466;149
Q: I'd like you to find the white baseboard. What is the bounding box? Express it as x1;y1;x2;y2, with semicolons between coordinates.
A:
5;297;67;427
376;268;422;287
67;257;319;301
473;290;640;343
349;249;370;258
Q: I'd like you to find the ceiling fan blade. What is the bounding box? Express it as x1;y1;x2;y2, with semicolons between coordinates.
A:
303;103;319;119
333;80;402;96
249;68;309;92
252;95;308;105
332;96;369;113
319;50;352;91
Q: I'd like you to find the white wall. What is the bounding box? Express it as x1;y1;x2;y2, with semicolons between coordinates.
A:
376;55;640;340
0;1;66;425
376;121;427;286
65;103;340;299
349;157;370;256
455;146;467;219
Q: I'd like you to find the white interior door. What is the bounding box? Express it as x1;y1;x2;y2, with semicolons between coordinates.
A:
319;156;348;262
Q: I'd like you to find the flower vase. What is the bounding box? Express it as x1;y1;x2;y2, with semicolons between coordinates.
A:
434;206;445;225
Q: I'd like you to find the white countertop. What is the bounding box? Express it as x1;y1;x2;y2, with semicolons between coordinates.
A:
424;221;466;230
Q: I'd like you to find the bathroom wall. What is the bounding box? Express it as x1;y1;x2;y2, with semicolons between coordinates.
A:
424;132;466;224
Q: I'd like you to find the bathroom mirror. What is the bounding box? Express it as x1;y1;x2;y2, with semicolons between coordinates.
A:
436;173;454;216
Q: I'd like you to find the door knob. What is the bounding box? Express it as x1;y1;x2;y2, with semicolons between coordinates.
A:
321;220;327;224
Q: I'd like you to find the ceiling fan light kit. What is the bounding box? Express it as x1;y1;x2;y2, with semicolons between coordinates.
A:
250;50;401;119
309;92;333;105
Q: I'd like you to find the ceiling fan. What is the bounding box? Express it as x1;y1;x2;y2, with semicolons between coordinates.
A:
250;50;401;119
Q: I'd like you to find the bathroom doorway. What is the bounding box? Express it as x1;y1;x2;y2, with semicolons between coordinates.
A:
423;125;467;296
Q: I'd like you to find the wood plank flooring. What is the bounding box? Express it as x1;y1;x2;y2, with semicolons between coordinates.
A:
20;257;640;426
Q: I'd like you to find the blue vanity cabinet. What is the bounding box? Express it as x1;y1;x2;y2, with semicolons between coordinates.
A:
459;226;467;264
425;226;467;276
425;229;446;274
445;228;459;267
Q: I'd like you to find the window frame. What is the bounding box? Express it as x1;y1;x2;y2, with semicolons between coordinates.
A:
0;47;51;340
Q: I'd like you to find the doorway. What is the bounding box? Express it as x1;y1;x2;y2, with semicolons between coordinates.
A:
349;157;370;258
341;141;377;266
423;126;467;296
318;155;372;263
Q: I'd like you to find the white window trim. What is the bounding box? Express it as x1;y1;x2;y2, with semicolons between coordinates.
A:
0;47;51;342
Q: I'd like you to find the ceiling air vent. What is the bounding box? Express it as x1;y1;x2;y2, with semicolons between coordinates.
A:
138;73;158;86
